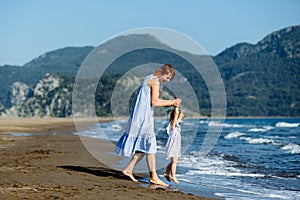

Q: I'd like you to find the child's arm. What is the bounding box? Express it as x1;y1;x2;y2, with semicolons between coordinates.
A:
171;107;180;130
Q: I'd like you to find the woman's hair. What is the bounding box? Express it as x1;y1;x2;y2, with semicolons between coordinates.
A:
169;108;183;122
153;64;175;80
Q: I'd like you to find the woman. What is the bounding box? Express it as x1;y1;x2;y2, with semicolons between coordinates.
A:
115;64;181;186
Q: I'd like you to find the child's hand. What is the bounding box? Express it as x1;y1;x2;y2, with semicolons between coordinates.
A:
173;98;181;108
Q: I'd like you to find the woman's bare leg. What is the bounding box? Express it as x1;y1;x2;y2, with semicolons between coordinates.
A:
146;154;168;186
122;152;144;182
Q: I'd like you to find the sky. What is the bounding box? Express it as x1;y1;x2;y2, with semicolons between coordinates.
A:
1;0;299;66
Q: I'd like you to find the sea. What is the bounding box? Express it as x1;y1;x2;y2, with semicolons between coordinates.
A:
75;118;300;200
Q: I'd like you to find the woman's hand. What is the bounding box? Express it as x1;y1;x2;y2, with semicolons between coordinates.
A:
172;98;181;108
149;77;182;107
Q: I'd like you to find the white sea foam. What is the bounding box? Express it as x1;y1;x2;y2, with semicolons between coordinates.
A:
238;136;300;155
281;143;300;154
275;122;299;128
199;120;209;124
215;191;294;200
248;126;273;132
179;154;265;179
169;119;300;200
110;124;123;131
99;121;124;132
186;170;265;178
208;121;246;128
182;174;299;200
74;122;123;142
240;137;281;145
183;121;198;126
265;135;285;140
224;132;245;139
157;149;164;154
74;129;106;140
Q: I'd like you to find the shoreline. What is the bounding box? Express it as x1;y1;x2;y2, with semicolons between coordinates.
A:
0;117;214;200
0;117;114;134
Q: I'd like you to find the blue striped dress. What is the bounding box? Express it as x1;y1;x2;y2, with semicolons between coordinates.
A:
115;74;157;157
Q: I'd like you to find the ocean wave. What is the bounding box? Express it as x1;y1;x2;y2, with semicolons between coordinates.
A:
208;121;247;128
186;169;265;178
184;178;299;200
275;122;300;128
224;131;245;139
179;154;265;179
265;135;285;140
99;122;124;131
238;136;300;155
199;120;209;124
74;123;122;142
248;126;273;132
281;143;300;154
240;137;281;145
215;191;296;200
110;124;123;131
74;130;107;140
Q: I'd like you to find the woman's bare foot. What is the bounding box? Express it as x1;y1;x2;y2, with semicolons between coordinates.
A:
122;170;139;182
149;177;169;187
170;176;179;184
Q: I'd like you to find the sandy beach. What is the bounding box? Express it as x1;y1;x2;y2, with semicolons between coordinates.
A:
0;118;213;200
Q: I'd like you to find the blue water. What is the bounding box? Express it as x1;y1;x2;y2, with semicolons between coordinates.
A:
75;118;300;199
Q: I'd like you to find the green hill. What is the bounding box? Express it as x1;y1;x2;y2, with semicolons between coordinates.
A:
1;25;299;117
214;25;300;116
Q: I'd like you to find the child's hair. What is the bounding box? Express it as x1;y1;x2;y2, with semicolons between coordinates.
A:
169;108;183;122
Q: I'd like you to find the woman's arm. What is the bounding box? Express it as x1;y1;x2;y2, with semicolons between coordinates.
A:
148;78;181;107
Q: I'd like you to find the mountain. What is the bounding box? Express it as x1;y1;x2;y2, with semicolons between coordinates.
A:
0;46;93;107
1;25;299;117
216;26;300;60
1;73;179;117
2;74;73;117
214;25;300;116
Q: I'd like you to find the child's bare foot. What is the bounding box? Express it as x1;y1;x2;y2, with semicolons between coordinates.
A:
170;176;179;184
163;173;171;182
150;177;169;186
122;170;138;182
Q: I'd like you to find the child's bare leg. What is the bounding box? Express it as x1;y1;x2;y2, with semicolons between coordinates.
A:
164;161;172;175
123;151;144;182
170;157;179;184
164;161;172;182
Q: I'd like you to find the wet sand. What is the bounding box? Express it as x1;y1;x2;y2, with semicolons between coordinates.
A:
0;118;213;200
